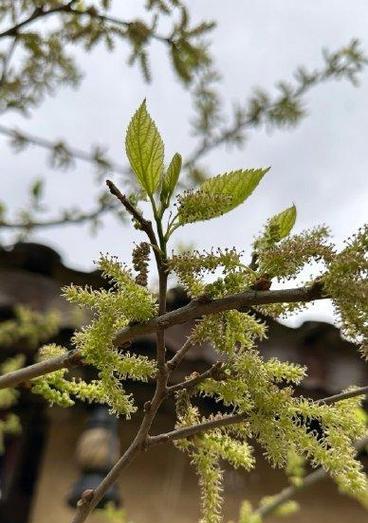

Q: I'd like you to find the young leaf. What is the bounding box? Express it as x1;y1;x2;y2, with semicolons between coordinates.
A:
177;168;269;224
160;152;182;207
269;204;297;240
125;100;164;195
254;204;297;251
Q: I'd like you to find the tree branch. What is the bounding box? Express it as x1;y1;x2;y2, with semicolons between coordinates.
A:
148;388;368;448
68;6;172;45
72;188;170;523
167;362;223;394
0;349;82;389
185;41;367;169
0;282;327;390
114;280;326;347
0;124;127;175
148;412;249;447
318;385;368;406
0;2;173;44
106;180;159;253
0;201;117;230
166;338;196;372
0;3;74;38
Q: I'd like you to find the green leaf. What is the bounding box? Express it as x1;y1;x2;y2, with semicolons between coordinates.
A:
160;153;182;206
254;204;297;251
269;204;297;240
125;100;164;195
177;168;269;224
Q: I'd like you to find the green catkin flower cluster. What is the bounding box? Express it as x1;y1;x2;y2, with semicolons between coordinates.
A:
249;226;335;320
285;449;305;487
174;405;225;523
170;248;256;298
32;344;106;408
236;500;261;523
0;312;60;454
0;306;60;349
256;226;334;281
323;226;368;353
168;233;368;520
33;255;158;417
191;311;267;355
192;448;224;523
0;354;25;413
253;227;334;280
0;355;25;454
177;190;234;224
175;302;368;522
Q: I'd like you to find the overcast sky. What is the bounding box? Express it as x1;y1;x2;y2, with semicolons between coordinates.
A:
2;1;368;326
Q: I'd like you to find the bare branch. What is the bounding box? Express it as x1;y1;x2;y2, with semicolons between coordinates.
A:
106;180;159;251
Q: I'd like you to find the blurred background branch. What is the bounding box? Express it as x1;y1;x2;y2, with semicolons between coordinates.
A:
1;1;367;236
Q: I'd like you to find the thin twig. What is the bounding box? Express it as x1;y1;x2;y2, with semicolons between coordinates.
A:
253;435;368;519
0;124;127;175
0;4;73;38
148;412;249;446
69;7;172;45
318;385;368;405
0;201;117;229
148;398;368;449
167;362;223;394
106;180;159;252
166;338;196;371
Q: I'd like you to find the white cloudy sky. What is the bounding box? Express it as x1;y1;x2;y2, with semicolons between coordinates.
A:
1;1;368;326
